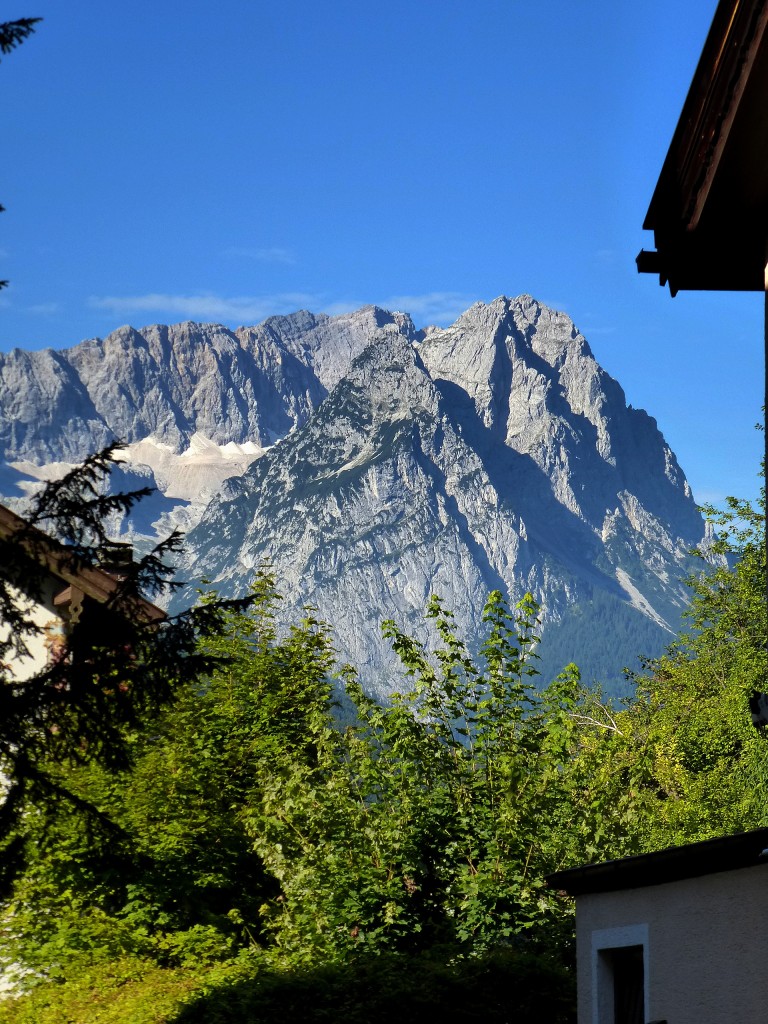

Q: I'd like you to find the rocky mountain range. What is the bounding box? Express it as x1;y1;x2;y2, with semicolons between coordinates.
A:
0;295;708;697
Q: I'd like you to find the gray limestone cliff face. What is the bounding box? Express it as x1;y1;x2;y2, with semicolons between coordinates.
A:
0;307;416;462
176;300;706;696
419;296;700;548
1;296;707;695
246;306;420;392
177;330;534;684
0;347;112;462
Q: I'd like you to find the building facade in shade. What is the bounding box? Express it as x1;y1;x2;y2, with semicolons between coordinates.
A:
636;0;768;296
637;0;768;726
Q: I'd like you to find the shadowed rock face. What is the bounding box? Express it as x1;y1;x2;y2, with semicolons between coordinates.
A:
0;296;707;696
175;297;706;696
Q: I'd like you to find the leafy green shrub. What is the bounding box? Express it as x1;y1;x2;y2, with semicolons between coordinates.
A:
172;947;575;1024
0;956;200;1024
246;591;591;958
3;483;766;1023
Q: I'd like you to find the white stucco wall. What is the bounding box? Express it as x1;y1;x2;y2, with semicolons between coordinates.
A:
576;861;768;1024
1;577;65;681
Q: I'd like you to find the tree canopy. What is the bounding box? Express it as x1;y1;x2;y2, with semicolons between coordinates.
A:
0;17;40;60
0;469;764;1022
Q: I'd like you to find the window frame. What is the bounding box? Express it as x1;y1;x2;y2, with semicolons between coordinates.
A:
590;923;650;1024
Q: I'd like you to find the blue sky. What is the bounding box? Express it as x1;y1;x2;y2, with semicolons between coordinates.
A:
2;0;763;506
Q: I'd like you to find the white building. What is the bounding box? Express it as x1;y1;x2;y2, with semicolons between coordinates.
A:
548;827;768;1024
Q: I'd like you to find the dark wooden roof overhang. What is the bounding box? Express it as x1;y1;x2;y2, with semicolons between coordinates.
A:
637;0;768;295
547;827;768;897
0;502;165;624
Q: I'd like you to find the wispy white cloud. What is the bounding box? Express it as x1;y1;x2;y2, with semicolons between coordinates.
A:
87;289;479;329
88;292;318;324
26;302;61;315
579;324;616;337
0;290;60;315
321;292;477;327
316;302;355;317
690;486;727;506
223;246;296;265
379;292;478;327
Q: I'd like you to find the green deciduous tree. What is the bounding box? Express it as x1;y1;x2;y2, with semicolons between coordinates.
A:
560;489;768;857
630;490;767;847
1;573;336;975
2;483;765;1021
3;578;591;982
247;591;593;959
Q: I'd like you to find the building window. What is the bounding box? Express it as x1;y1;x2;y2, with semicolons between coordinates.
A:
591;924;649;1024
602;945;644;1024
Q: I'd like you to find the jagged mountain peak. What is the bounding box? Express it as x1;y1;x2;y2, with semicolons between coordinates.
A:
0;295;708;695
424;294;591;364
170;300;705;695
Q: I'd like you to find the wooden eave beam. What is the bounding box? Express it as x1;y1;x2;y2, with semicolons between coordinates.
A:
0;503;165;623
638;0;768;294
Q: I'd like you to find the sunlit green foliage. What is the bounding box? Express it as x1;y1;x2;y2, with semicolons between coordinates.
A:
626;491;768;847
247;590;592;958
556;489;768;857
2;576;337;978
1;486;765;1022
